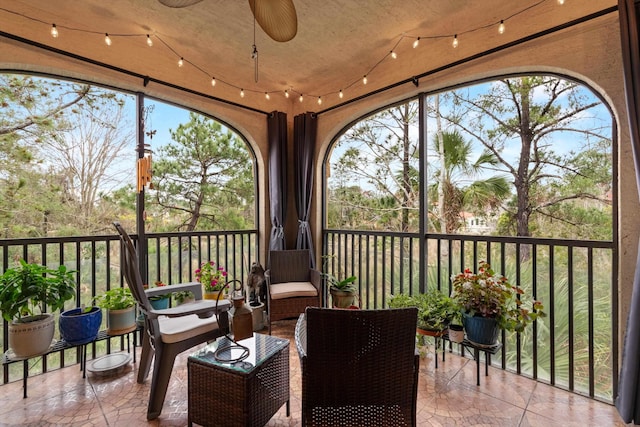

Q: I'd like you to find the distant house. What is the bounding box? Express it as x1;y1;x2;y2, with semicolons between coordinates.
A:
460;211;494;235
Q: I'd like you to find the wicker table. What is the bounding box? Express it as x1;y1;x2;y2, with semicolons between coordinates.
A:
188;333;290;427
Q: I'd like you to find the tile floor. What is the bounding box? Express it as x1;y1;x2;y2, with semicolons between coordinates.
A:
0;319;629;426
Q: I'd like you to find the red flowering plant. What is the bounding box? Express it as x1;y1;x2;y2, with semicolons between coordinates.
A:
450;261;545;333
195;261;228;292
145;280;169;301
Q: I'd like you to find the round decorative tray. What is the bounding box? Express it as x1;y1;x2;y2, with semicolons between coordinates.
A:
87;352;132;376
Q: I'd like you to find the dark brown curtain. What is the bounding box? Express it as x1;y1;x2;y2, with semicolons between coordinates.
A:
617;0;640;423
268;111;287;251
293;112;317;268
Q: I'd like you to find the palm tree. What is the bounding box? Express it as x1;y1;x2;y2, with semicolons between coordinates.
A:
430;130;510;233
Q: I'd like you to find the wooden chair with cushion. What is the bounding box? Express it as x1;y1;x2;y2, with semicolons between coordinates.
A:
113;222;230;420
265;249;321;333
295;307;420;427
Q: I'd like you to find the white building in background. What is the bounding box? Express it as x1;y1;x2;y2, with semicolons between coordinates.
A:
460;211;495;235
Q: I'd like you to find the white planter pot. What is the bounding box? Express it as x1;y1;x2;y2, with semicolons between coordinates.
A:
250;302;265;331
9;313;55;358
448;324;465;344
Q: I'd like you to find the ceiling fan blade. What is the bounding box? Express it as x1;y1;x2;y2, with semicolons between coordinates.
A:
249;0;297;42
158;0;204;8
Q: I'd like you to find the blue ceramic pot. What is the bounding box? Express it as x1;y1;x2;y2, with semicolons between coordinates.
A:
59;306;102;345
462;312;500;347
150;296;170;310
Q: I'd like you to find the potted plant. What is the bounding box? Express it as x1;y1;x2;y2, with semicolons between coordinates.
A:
173;289;195;305
322;255;358;308
327;274;358;308
147;280;171;310
388;288;459;336
451;260;545;346
59;304;102;346
195;260;228;301
94;287;136;335
0;260;76;358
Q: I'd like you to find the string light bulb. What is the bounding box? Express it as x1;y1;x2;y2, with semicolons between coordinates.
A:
299;94;303;103
317;96;322;105
557;0;565;4
265;92;270;100
13;4;552;107
240;89;245;98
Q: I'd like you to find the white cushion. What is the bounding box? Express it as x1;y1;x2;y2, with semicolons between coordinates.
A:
158;314;219;344
270;281;318;300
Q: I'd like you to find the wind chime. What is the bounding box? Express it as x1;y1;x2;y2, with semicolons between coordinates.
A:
137;149;153;193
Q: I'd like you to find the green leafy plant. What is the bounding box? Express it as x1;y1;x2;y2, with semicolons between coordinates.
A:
173;289;195;304
195;261;228;292
0;260;76;322
451;260;545;332
321;255;357;292
147;280;169;302
388;289;459;331
94;287;135;310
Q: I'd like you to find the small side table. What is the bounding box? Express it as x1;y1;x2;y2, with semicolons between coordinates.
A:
188;333;290;427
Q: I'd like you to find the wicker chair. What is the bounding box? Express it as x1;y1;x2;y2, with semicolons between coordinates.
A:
265;249;321;333
295;307;420;427
113;222;230;420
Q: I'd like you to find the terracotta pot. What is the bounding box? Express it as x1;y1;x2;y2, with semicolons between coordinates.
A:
330;287;357;308
417;327;446;337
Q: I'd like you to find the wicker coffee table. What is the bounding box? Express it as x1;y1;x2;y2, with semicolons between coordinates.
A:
188;333;290;427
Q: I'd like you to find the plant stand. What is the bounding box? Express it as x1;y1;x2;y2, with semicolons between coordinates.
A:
2;326;140;398
417;327;447;368
459;339;502;385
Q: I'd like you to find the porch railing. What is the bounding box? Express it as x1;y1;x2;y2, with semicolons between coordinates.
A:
324;229;617;403
1;227;617;404
0;229;258;385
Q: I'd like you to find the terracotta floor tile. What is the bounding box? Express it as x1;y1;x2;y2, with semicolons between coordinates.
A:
0;319;628;426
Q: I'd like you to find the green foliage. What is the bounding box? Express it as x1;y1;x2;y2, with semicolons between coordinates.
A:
0;260;76;322
321;254;357;292
0;74;135;237
388;289;459;331
329;102;420;232
94;287;135;310
451;261;545;333
438;76;610;240
428;129;510;233
149;112;254;231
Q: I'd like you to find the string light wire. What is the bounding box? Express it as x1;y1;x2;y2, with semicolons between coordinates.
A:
0;0;557;104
